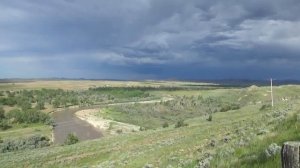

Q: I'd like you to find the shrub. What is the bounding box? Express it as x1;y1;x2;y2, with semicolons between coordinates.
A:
52;99;60;108
6;109;51;124
207;114;213;122
220;103;240;112
0;97;17;106
175;119;188;128
0;120;11;130
64;133;79;145
0;135;50;153
0;106;5;120
162;122;169;128
265;143;281;158
116;129;123;134
36;101;45;110
19;100;32;111
260;104;272;111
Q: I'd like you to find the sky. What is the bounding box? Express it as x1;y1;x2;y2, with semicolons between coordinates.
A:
1;0;300;80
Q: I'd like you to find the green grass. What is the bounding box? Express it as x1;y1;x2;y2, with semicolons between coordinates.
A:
0;123;52;140
211;113;300;167
1;100;296;167
1;84;300;167
97;86;277;129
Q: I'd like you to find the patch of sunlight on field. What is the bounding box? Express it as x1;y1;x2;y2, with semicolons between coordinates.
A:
0;124;52;140
0;80;215;91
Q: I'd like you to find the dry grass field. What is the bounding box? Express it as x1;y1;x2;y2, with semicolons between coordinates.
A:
0;80;215;91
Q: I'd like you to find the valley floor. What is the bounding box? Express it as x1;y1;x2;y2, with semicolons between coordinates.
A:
1;82;300;167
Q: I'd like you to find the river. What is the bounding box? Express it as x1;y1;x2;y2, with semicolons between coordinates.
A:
52;98;173;144
52;107;103;144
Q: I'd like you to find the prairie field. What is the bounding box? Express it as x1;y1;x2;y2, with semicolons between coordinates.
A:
0;80;299;167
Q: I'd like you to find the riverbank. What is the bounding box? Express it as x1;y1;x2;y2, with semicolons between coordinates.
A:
75;109;140;135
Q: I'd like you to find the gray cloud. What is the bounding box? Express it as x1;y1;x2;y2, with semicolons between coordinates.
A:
1;0;300;79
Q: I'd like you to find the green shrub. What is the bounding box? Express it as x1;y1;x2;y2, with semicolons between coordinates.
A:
64;133;79;145
0;135;50;153
260;104;272;111
52;99;60;108
139;127;146;131
0;106;5;120
207;114;213;122
6;109;51;124
36;101;45;110
220;103;240;112
18;100;32;111
175;119;188;128
162;122;169;128
0;97;17;106
0;120;11;130
116;129;123;134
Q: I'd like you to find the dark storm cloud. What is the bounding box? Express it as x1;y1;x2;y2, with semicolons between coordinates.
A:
1;0;300;79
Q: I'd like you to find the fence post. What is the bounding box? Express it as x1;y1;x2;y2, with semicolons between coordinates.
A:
281;141;300;168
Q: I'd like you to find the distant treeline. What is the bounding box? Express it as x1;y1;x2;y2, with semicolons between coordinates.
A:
88;85;230;92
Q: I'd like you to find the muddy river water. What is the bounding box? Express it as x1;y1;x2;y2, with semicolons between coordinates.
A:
52;107;103;144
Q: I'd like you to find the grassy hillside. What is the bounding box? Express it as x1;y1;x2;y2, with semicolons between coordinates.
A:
1;81;300;167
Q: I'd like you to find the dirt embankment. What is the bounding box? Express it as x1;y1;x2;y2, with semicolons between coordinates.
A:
75;97;174;135
76;109;140;135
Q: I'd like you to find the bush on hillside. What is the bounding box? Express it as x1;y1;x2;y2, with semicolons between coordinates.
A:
0;135;50;153
6;109;51;124
260;104;272;111
0;120;11;130
175;119;188;128
64;133;79;145
220;103;240;112
0;97;17;106
207;114;213;122
265;143;281;158
139;126;146;131
0;106;5;120
162;122;169;128
36;100;45;110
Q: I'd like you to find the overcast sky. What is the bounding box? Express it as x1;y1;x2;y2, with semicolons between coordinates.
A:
1;0;300;80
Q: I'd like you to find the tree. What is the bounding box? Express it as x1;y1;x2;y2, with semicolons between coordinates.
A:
60;97;67;107
52;99;60;108
36;100;45;110
70;97;79;106
18;100;31;111
0;120;11;130
64;133;79;145
6;109;50;124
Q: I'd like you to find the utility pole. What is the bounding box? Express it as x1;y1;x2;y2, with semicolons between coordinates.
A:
270;78;274;107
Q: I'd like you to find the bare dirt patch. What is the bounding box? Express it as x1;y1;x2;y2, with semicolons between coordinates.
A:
76;109;140;135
